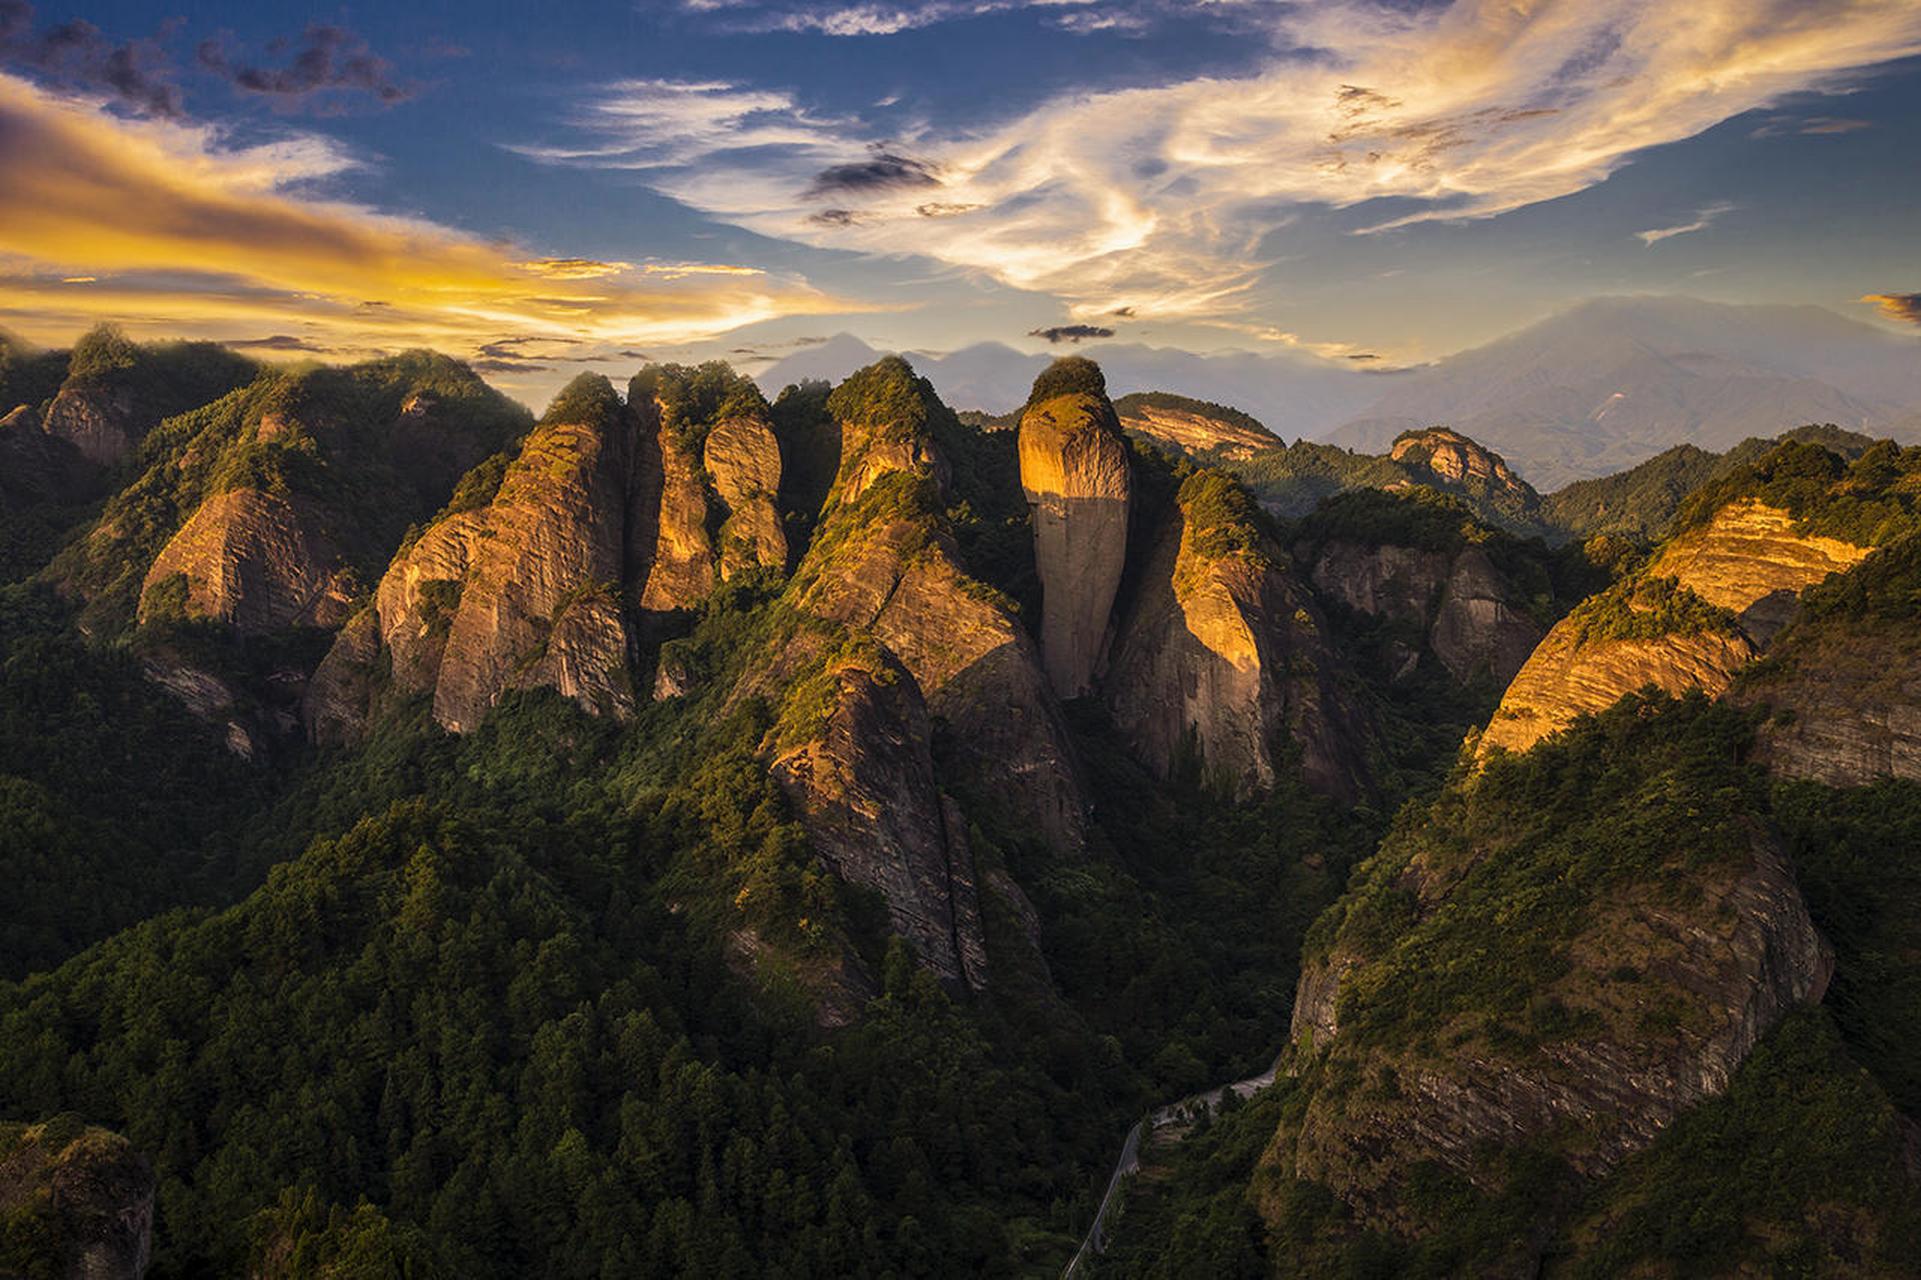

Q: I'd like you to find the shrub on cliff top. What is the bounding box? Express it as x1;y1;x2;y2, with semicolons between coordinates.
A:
629;361;768;453
826;355;939;440
540;372;623;426
1027;355;1107;408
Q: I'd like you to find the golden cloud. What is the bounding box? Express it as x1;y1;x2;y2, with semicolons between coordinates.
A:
0;73;864;394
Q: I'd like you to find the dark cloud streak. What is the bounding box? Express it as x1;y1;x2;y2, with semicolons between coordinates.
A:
0;1;181;117
1030;324;1114;344
197;24;413;108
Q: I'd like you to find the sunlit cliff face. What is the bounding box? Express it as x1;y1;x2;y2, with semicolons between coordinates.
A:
0;72;860;396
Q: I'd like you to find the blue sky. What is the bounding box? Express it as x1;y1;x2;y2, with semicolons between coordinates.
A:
2;0;1919;402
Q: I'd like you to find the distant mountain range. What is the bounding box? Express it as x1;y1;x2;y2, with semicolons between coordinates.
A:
762;297;1921;491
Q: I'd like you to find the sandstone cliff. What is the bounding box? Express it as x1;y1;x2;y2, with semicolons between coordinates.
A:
1308;538;1546;687
1264;697;1832;1256
1108;470;1369;800
628;363;789;612
0;1115;154;1280
704;412;789;577
1113;392;1278;461
791;357;1086;853
769;645;989;991
1481;615;1756;757
1648;497;1871;643
1019;362;1131;698
1482;494;1876;759
137;488;357;634
1734;535;1921;786
308;376;642;739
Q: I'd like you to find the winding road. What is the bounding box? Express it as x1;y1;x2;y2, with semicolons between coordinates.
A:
1061;1052;1285;1277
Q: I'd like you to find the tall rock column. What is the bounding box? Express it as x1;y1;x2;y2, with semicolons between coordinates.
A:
1018;360;1131;698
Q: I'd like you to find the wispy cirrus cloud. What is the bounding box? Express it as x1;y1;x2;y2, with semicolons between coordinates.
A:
529;0;1921;331
0;72;861;393
680;0;1122;38
1636;202;1737;246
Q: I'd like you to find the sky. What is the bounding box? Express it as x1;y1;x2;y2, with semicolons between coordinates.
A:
2;0;1920;406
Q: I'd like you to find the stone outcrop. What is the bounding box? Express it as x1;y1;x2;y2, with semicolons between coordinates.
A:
0;1115;155;1279
1019;390;1131;697
1116;398;1276;461
1481;626;1756;757
1108;474;1369;800
1648;499;1871;643
137;488;357;634
40;382;141;467
308;379;649;739
630;401;716;614
704;412;788;577
1309;540;1545;686
1482;498;1875;758
1270;830;1831;1239
769;650;989;991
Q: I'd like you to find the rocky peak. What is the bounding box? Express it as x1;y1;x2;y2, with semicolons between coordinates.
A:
768;643;989;992
309;373;648;739
791;357;1088;853
1018;357;1132;698
1;1115;155;1280
1107;468;1369;799
1389;427;1519;487
1482;442;1897;760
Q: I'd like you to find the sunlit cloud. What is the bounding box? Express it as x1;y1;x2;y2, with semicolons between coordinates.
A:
0;72;865;396
531;0;1921;328
1636;202;1736;246
1862;292;1921;326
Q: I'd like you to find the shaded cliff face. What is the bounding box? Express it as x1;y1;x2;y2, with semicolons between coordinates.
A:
1108;469;1369;800
1309;540;1545;688
0;1115;155;1280
53;354;527;643
34;327;255;468
1263;696;1831;1258
309;376;644;739
1019;377;1131;698
1734;534;1921;785
769;645;988;991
